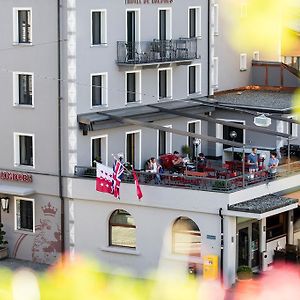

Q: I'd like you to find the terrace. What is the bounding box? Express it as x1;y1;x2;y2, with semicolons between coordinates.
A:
74;159;300;193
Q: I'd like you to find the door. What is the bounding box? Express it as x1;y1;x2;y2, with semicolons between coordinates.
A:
238;227;249;266
127;11;136;60
159;10;166;40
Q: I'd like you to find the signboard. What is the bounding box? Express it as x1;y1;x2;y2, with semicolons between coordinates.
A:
0;171;33;183
125;0;174;4
206;235;216;240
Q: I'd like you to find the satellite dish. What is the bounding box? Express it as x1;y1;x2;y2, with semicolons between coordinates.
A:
254;114;271;127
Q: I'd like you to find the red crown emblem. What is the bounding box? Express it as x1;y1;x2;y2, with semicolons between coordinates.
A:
42;202;58;216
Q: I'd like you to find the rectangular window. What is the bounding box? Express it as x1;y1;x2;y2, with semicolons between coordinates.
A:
91;135;108;165
158;8;172;40
288;117;298;137
125;131;141;169
240;53;247;71
18;10;31;43
15;198;34;232
212;57;219;88
91;10;107;45
158;130;166;156
213;4;219;35
253;51;260;61
266;213;287;241
91;73;107;107
188;64;201;95
18;74;33;105
14;133;34;167
187;121;201;159
189;7;201;38
126;71;141;103
158;68;172;100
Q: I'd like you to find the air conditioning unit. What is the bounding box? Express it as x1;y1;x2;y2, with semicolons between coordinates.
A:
254;114;272;127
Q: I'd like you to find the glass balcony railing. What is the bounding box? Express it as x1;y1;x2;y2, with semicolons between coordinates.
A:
117;38;198;65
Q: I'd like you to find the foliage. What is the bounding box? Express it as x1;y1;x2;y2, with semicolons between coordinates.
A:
0;223;8;248
237;265;253;280
181;145;192;156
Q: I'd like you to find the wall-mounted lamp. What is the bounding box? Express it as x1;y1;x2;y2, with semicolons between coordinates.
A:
0;197;9;213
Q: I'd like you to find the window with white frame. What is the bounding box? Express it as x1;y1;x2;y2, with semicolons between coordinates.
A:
187;121;201;159
158;68;172;100
188;64;201;95
188;7;201;38
212;57;219;88
288;117;298;138
253;51;260;61
109;209;136;248
13;8;32;44
158;8;172;40
157;126;172;157
91;10;107;45
213;4;219;35
91;135;108;165
15;197;35;232
240;53;247;71
13;72;33;106
91;73;107;107
14;133;34;167
126;71;141;103
125;130;141;169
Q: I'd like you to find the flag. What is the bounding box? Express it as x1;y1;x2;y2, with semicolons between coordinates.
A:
132;169;143;200
112;159;124;199
95;162;114;195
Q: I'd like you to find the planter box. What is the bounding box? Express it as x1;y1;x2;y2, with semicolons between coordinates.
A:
0;247;8;260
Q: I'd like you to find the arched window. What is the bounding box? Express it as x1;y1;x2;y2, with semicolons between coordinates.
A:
109;209;136;248
172;217;201;256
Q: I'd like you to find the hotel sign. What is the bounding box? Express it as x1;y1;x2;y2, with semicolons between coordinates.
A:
0;171;33;183
125;0;174;4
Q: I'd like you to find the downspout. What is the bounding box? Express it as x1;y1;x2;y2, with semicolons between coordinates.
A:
207;0;211;97
219;208;224;286
57;0;65;257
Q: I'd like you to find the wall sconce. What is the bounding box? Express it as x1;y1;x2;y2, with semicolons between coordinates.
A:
0;197;9;213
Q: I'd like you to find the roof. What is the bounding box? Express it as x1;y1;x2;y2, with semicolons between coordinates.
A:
228;194;298;214
213;90;294;111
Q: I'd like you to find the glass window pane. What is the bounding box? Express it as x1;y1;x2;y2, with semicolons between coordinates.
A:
18;10;31;43
92;12;101;45
189;66;196;94
16;199;33;231
159;70;167;99
127;73;136;103
19;135;33;166
189;9;196;38
92;75;102;106
19;74;32;105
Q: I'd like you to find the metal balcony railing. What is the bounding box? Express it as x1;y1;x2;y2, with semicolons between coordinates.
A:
74;160;300;193
117;38;198;65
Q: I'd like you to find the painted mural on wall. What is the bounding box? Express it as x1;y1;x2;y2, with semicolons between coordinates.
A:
12;202;61;265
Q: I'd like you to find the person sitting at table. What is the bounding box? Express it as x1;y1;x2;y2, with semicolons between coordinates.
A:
171;151;183;173
247;147;258;174
197;153;207;172
268;152;279;178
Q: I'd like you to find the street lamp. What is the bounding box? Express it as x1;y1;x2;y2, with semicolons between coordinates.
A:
0;197;9;213
229;131;237;161
193;138;201;170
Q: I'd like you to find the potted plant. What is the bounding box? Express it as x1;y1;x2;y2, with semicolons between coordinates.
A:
236;265;253;281
0;223;8;260
181;145;192;158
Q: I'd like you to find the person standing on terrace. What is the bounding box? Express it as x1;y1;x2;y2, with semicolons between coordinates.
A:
247;147;258;173
268;152;279;178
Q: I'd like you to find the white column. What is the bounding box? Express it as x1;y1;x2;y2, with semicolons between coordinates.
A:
287;210;294;244
223;216;237;288
259;218;266;252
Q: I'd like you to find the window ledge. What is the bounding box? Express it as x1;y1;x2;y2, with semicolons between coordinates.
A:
14;229;35;235
240;69;247;72
14;164;35;170
12;42;33;47
90;104;108;110
158;97;173;102
101;246;140;256
188;92;202;98
13;104;34;109
90;44;108;48
125;101;142;107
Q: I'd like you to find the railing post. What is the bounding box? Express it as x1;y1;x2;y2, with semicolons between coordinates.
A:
288;137;291;173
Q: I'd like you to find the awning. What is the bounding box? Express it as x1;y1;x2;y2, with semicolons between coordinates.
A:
284;191;300;205
78;99;214;130
226;194;298;219
0;184;35;196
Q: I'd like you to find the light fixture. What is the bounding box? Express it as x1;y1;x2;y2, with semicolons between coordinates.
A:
0;197;9;213
193;138;201;146
229;130;237;140
254;114;271;127
260;152;267;160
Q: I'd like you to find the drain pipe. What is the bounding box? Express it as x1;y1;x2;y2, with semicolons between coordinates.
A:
57;0;65;257
219;208;224;286
207;0;211;97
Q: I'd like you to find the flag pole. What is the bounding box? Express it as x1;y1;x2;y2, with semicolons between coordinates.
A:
111;154;133;174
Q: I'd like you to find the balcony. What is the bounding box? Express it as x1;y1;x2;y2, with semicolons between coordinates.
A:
74;160;300;193
116;38;198;67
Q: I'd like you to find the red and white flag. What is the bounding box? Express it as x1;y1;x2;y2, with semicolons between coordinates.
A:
112;159;124;199
95;162;114;195
132;169;143;200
